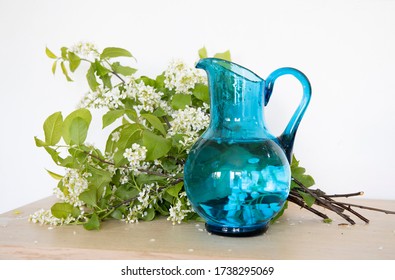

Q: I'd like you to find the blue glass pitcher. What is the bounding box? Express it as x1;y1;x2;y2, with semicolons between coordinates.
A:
184;58;311;237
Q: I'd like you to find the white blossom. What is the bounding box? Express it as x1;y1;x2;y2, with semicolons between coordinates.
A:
123;143;148;172
70;42;99;60
124;183;160;224
128;81;164;113
79;86;126;109
54;169;89;207
167;196;193;225
28;208;78;226
111;131;121;142
168;106;210;149
164;59;206;94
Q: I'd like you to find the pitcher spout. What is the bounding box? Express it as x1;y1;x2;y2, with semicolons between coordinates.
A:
196;58;263;83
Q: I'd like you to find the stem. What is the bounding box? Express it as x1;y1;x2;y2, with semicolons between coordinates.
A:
333;202;395;215
292;177;357;225
111;71;126;84
83;150;181;183
288;193;330;220
103;58;126;84
323;191;365;198
163;116;171;129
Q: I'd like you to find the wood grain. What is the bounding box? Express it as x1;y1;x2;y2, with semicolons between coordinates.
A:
1;196;394;259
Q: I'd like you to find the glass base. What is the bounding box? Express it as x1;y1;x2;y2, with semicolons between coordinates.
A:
205;223;269;237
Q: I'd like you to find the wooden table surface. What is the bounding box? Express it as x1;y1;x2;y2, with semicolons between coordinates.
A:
1;196;394;260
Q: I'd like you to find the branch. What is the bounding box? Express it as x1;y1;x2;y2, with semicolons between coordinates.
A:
289;177;395;225
292;178;357;225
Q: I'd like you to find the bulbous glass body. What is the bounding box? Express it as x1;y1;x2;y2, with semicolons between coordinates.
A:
184;58;311;236
184;138;290;236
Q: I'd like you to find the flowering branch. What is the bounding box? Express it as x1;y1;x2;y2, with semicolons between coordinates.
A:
31;43;395;231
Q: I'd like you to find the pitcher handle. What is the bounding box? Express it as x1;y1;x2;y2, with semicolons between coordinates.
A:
264;67;312;162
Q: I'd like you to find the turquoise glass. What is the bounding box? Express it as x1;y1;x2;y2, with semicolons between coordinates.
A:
184;58;311;237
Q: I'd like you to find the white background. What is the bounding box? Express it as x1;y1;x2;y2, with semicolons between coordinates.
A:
1;0;395;214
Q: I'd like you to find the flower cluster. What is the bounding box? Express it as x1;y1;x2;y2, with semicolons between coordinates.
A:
128;81;165;115
168;106;210;149
32;44;215;230
124;183;160;223
164;59;206;94
123;143;148;173
54;168;90;207
28;208;77;226
70;42;99;60
79;86;128;109
167;192;193;225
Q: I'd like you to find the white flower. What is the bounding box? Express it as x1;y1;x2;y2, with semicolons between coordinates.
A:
79;86;127;109
123;143;148;172
128;81;164;113
167;197;193;225
70;42;99;60
111;131;121;142
123;183;161;224
53;169;89;207
28;208;79;226
164;59;206;94
168;106;210;149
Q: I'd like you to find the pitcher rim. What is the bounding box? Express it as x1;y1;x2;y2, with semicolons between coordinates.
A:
196;57;263;83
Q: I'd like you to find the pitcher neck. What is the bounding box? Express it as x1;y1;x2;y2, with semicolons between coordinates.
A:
196;58;269;140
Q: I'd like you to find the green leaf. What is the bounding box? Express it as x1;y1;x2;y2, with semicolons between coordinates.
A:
100;47;133;59
192;83;210;103
115;186;139;200
323;218;333;224
86;63;99;91
94;60;110;77
166;182;183;197
154;203;170;216
68;146;88;164
79;188;97;207
297;191;316;207
137;76;156;87
271;201;288;223
60;47;68;60
60;61;73;81
51;202;79;219
141;207;155;221
155;73;166;92
46;169;63;180
34;136;47;147
291;155;315;188
110;124;143;166
198;46;208;59
68;52;81;72
171;94;191;110
84;213;100;230
111;209;124;220
142;130;172;161
69;117;88;145
299;175;315;188
57;180;68;196
43;111;63;145
141;114;167;136
44;146;61;164
153;107;166;117
214;50;231;61
62;108;92;145
102;110;125;129
136;174;166;186
87;166;112;192
112;62;137;76
51;60;57;74
59;156;79;168
45;47;57;59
